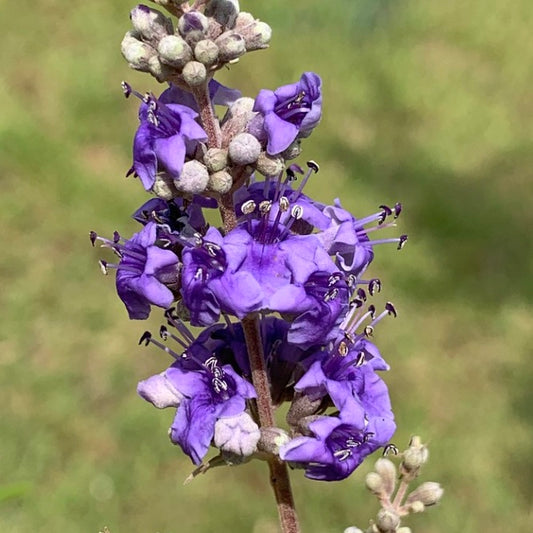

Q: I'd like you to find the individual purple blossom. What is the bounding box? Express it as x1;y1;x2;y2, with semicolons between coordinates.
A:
252;72;322;155
123;83;207;190
91;222;179;319
280;409;396;481
318;200;406;277
138;355;256;464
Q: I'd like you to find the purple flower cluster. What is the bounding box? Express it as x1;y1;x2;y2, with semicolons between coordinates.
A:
93;1;407;483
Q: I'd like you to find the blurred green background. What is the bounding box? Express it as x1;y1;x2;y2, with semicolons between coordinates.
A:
1;0;532;531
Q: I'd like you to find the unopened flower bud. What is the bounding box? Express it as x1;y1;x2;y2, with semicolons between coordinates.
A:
405;482;444;507
178;11;208;44
157;35;192;67
286;393;322;429
402;436;429;473
241;21;272;51
408;501;425;514
215;31;246;62
174;160;209;194
343;528;363;533
255;152;284;177
182;61;207;87
234;11;255;30
257;427;290;455
121;31;156;71
376;509;400;532
205;0;240;29
194;39;219;66
208;170;233;194
397;528;412;533
365;472;384;495
152;172;179;200
204;148;229;172
130;4;173;44
374;458;397;496
281;139;302;160
229;132;261;165
147;55;174;82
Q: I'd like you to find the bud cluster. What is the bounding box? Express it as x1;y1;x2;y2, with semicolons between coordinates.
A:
121;2;271;85
343;437;443;533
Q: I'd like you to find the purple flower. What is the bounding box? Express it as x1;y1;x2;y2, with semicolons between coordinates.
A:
280;367;395;481
280;411;395;481
92;222;179;319
127;89;207;190
318;200;406;277
182;219;348;346
138;356;256;464
115;222;179;319
253;72;322;155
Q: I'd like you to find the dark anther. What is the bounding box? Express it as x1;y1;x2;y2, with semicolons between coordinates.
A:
383;443;399;456
364;325;374;337
98;260;108;275
394;202;402;218
368;304;376;319
369;278;382;296
306;160;320;173
138;331;152;346
385;302;397;317
378;204;392;224
126;166;135;178
286;167;296;180
121;81;132;98
398;234;408;250
288;163;304;175
159;325;169;340
357;288;367;301
164;307;177;320
89;231;97;246
113;231;120;243
351;298;363;308
355;351;366;367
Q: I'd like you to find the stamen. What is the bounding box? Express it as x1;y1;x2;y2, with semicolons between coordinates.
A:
333;449;352;461
293;160;319;200
383;444;399;456
164;308;196;343
394;202;402;218
138;330;181;360
159;325;189;350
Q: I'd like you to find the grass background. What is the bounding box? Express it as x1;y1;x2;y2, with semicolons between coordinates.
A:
1;0;532;531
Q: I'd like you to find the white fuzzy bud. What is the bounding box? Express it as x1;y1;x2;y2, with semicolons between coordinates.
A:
234;12;255;30
408;501;425;514
215;31;246;61
397;528;412;533
157;35;192;67
255;152;284;177
121;31;156;71
205;0;240;29
182;61;207;87
241;21;272;51
228;132;261;165
343;528;364;533
405;482;444;507
174;160;209;194
375;509;400;533
147;55;173;82
365;472;384;495
208;170;233;194
374;458;397;496
204;148;229;172
402;436;429;473
130;5;173;44
194;39;219;66
152;172;179;200
214;412;260;457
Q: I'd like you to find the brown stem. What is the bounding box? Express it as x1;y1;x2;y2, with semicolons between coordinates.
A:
194;75;300;533
191;84;222;149
242;315;301;533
